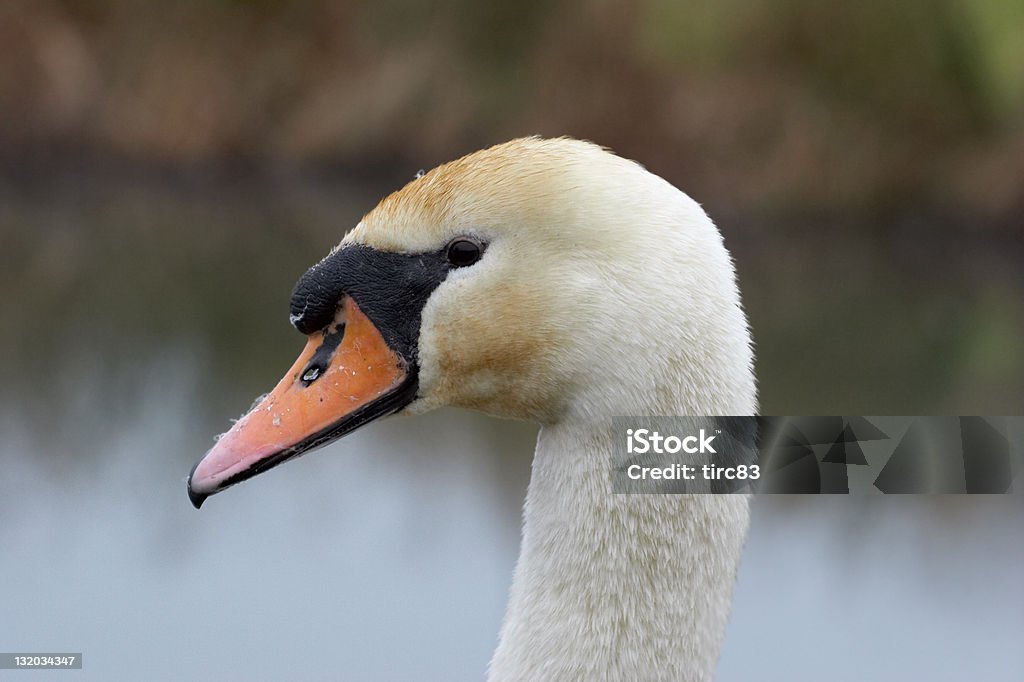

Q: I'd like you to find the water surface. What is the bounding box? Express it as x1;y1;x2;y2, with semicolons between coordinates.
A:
1;178;1021;680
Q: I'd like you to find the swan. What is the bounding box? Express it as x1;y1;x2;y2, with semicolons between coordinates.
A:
188;137;756;681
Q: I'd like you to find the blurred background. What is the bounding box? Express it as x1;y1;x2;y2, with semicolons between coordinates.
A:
1;1;1022;680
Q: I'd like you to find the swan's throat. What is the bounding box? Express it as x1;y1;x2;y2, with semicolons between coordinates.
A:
488;419;750;682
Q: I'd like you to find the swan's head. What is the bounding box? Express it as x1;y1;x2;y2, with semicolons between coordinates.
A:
188;137;755;507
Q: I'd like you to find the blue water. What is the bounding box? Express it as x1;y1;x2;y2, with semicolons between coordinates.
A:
2;180;1021;680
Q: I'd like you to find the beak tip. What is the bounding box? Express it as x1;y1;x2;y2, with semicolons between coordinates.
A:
187;460;209;510
188;486;207;509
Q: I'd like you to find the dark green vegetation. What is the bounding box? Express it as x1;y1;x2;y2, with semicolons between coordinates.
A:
2;0;1023;220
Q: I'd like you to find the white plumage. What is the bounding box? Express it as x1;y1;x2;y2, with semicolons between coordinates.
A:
342;137;757;681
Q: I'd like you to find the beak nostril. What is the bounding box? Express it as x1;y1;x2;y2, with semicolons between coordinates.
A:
299;319;347;387
301;364;322;385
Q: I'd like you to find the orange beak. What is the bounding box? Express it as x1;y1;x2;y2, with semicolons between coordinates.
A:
187;297;412;507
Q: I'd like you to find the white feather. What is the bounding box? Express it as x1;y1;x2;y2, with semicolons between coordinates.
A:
346;137;756;681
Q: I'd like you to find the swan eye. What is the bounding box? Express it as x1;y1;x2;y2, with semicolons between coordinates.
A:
446;239;482;267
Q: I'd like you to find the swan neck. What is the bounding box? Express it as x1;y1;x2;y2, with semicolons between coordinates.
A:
487;419;750;682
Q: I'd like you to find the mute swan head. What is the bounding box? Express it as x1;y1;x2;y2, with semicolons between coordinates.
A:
189;136;757;681
189;137;754;503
